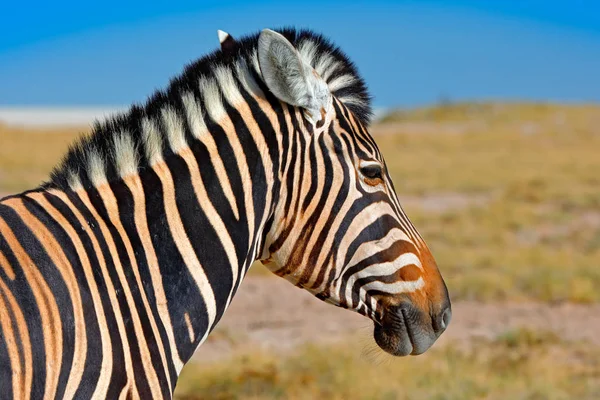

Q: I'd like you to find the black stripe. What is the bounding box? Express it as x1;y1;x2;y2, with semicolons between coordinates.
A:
302;127;351;288
136;167;180;384
20;195;87;399
301;137;319;213
0;206;48;398
64;192;130;399
268;109;306;256
222;99;263;274
168;152;234;332
84;187;154;398
140;165;209;366
334;100;376;160
236;72;282;207
0;286;15;400
41;192;105;399
110;179;172;398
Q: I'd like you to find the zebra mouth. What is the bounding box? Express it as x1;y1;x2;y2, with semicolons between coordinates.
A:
373;304;439;356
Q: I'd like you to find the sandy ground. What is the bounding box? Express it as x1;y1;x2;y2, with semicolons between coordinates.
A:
193;276;600;363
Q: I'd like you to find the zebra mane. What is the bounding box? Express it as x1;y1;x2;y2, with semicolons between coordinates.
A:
46;27;372;191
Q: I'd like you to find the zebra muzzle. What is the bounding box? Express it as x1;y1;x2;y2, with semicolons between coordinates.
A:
373;301;450;356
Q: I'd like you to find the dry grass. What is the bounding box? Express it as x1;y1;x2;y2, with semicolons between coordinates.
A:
3;104;600;398
0;123;83;193
375;102;600;302
2;102;599;300
175;328;600;399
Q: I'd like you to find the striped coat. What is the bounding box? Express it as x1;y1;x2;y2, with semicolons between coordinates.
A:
0;28;450;399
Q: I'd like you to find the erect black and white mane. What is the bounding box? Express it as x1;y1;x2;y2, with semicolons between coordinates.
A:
45;28;372;192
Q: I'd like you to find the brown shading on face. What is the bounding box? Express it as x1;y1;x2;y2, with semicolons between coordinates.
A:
260;93;450;358
374;243;451;356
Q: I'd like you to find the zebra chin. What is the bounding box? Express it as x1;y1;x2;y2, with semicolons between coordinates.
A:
373;301;451;356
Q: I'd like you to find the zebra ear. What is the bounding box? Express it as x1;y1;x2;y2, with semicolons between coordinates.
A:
257;29;330;122
217;30;236;53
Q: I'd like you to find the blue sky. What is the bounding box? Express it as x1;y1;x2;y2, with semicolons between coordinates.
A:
1;0;599;108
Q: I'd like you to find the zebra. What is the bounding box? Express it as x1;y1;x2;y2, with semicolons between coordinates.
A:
0;28;451;399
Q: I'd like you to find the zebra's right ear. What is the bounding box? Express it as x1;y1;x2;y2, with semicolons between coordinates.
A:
257;29;330;123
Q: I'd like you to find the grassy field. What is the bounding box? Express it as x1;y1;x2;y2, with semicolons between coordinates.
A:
175;328;600;399
0;123;82;193
1;102;600;301
2;102;600;398
376;103;600;302
175;102;600;399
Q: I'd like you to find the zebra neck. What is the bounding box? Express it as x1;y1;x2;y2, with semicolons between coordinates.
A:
26;114;280;389
39;61;285;374
118;120;278;371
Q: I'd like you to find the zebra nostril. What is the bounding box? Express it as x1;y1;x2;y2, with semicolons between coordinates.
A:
433;306;452;334
441;307;452;330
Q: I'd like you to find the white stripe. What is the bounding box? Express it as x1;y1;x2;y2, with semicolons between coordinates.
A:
361;276;425;294
87;148;107;186
342;253;422;302
214;66;244;105
162;107;187;153
113;132;139;178
298;40;318;67
321;60;342;81
328;74;357;92
141;117;164;164
235;59;265;98
200;77;226;122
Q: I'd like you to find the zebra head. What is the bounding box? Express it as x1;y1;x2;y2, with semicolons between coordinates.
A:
256;29;451;356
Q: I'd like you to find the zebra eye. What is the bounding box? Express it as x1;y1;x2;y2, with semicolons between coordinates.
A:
360;163;384;185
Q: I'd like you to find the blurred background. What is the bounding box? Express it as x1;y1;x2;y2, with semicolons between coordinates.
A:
1;1;600;399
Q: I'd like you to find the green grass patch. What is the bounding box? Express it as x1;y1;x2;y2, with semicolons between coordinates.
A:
175;328;600;399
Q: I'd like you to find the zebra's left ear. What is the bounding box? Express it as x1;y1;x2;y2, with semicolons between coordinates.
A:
218;30;236;53
257;29;330;123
